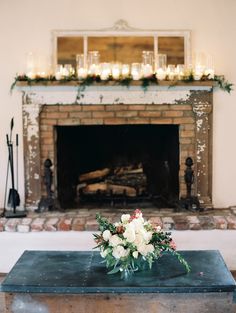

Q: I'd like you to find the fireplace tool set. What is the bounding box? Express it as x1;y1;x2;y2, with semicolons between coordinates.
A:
1;118;26;218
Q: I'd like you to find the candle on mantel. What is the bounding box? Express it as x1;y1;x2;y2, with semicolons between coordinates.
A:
76;54;88;80
36;55;51;78
204;54;214;79
87;51;100;76
55;64;63;80
142;51;153;77
111;63;121;79
142;64;153;77
26;71;36;79
131;63;142;80
167;65;176;81
155;68;166;81
26;52;36;79
77;67;87;80
37;70;48;78
121;64;130;78
88;64;100;76
204;68;214;79
193;65;204;80
100;63;111;80
176;64;185;80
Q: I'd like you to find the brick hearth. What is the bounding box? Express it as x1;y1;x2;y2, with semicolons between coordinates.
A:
1;208;236;232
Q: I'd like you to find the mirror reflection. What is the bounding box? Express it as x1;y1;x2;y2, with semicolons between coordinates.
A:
57;36;185;67
88;37;154;64
158;37;184;65
57;37;83;66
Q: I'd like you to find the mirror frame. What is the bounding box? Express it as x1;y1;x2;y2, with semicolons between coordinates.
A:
52;19;191;69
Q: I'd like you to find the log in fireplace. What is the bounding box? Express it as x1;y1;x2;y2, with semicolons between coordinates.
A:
56;124;179;208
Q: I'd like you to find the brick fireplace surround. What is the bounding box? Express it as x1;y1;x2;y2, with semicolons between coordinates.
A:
21;81;213;209
0;81;236;233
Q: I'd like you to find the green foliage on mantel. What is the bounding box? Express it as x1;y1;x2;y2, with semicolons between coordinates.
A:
10;73;233;94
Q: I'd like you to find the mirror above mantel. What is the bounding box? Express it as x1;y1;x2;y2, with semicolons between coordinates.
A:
52;20;191;69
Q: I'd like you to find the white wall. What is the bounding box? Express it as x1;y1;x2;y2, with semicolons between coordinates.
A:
0;0;236;208
0;230;236;273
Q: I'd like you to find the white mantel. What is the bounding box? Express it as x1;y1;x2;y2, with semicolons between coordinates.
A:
18;83;213;106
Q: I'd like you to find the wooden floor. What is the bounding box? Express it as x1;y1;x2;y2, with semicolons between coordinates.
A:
0;275;5;313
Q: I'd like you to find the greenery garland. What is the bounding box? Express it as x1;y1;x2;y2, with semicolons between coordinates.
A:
10;73;233;94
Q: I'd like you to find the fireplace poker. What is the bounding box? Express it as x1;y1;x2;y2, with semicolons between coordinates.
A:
16;134;19;193
2;118;14;216
3;118;26;218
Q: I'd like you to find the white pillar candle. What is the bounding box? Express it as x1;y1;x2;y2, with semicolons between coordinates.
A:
76;54;87;80
167;65;176;81
87;51;100;76
36;55;50;78
77;67;88;80
26;71;36;79
88;64;100;76
205;54;214;79
131;63;142;80
112;63;121;79
55;65;63;80
194;65;204;80
100;63;111;80
142;64;153;77
155;68;166;81
204;68;215;79
121;64;130;78
176;65;185;80
26;52;36;79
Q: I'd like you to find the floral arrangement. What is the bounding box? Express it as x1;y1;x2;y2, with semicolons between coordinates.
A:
94;209;190;279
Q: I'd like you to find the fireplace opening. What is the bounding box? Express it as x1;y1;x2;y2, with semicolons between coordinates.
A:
56;124;179;209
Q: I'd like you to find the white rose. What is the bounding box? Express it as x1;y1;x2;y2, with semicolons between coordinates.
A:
142;230;153;243
146;244;154;254
123;224;136;243
109;234;123;247
102;230;112;241
121;214;131;224
134;233;144;247
132;251;139;259
112;246;130;259
131;218;144;232
100;248;108;258
138;243;154;256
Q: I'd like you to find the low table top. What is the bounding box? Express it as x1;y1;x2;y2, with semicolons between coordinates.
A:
0;250;235;294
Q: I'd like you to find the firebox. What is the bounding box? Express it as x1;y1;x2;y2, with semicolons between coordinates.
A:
56;125;179;208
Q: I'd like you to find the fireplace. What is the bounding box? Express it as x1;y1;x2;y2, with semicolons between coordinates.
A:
21;83;213;210
56;124;179;208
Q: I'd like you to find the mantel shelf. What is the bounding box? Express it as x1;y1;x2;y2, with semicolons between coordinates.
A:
16;80;216;88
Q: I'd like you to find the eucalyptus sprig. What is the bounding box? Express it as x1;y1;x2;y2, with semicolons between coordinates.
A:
214;75;233;93
10;72;233;95
95;213;116;233
141;74;158;91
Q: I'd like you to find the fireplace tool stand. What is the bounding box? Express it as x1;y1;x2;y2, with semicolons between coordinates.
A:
1;118;26;218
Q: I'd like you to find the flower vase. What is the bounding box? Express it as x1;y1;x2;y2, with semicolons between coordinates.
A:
120;268;133;280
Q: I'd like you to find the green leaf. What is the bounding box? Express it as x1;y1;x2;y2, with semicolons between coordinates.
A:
108;266;121;274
